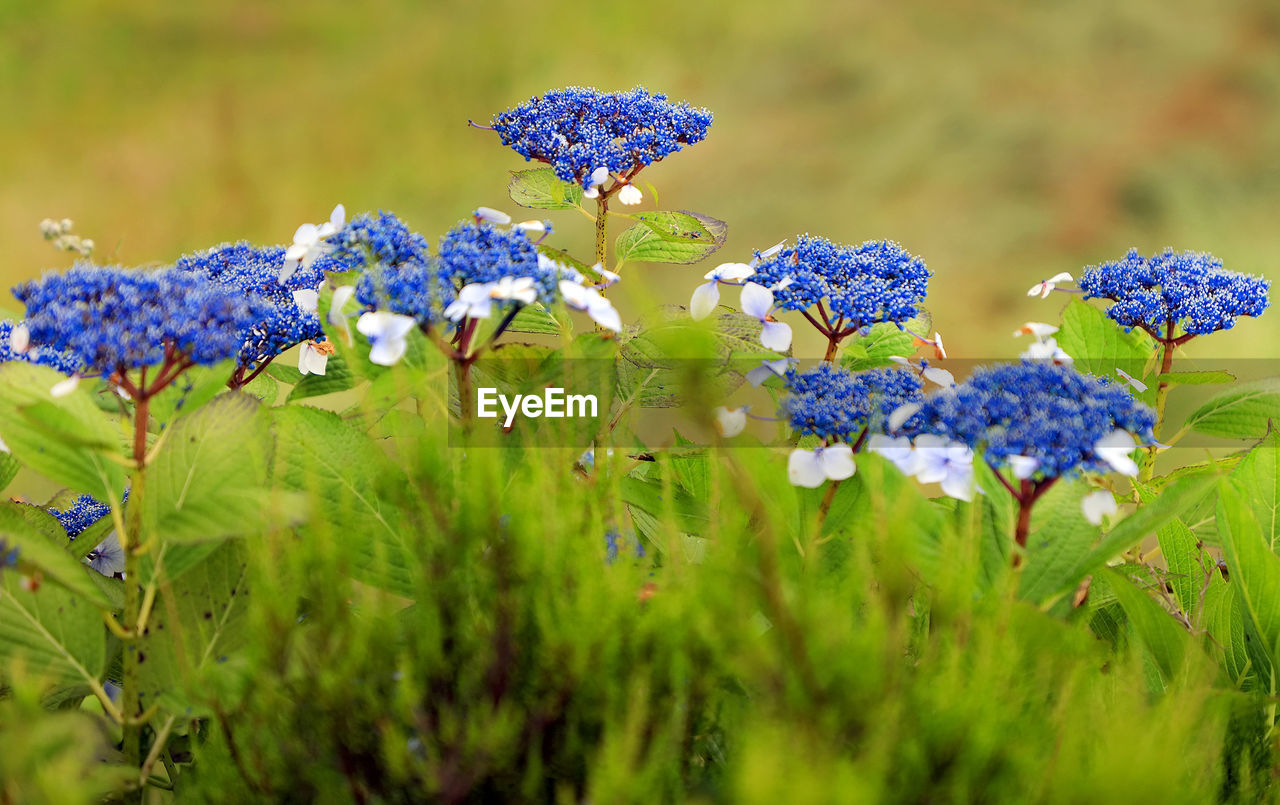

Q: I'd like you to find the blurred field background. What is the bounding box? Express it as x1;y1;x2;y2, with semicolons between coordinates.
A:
2;0;1278;362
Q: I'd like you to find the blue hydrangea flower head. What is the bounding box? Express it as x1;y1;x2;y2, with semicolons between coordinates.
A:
175;242;339;371
48;491;128;539
1078;248;1270;337
355;261;454;326
750;236;931;329
327;211;432;273
13;264;270;375
784;364;924;443
490;86;713;188
1;319;82;375
438;220;557;303
913;362;1156;479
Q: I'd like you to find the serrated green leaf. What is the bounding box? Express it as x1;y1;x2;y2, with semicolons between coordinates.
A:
840;323;917;372
504;304;565;335
0;504;113;608
1105;567;1193;683
1185;378;1280;439
1217;479;1280;673
138;541;250;713
148;361;234;426
0;363;127;502
1055;300;1156;405
266;363;305;385
614;211;727;265
1018;479;1100;604
0;451;19;494
143;393;272;544
508;168;583;210
271;406;415;597
287;352;358;402
1230;429;1280;552
1161;370;1236;386
0;574;106;687
634;211;720;243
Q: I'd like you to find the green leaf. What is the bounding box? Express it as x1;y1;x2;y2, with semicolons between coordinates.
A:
507;167;583;210
840;323;917;372
1160;370;1236;386
138;541;250;713
148;361;234;426
504;304;565;336
0;363;127;502
1018;480;1101;604
1049;473;1217;602
1202;578;1251;684
143;393;274;543
619;474;710;536
0;504;113;608
1054;300;1156;405
1156;517;1200;615
614;211;728;266
1185;378;1280;440
266;363;305;385
1230;429;1280;552
1217;479;1280;672
242;373;279;405
1105;567;1193;683
0;574;106;687
0;451;18;494
271;406;416;597
287;352;358;402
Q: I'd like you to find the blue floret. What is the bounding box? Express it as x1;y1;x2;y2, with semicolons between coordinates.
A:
783;364;924;443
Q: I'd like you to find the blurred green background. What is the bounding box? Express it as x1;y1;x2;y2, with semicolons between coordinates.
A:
2;0;1277;359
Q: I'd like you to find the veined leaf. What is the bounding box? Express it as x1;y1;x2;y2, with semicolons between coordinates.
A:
1185;378;1280;440
1229;429;1280;552
287;352;358;402
1054;300;1157;406
1105;567;1194;684
508;168;584;210
0;575;106;687
1018;479;1100;605
1217;480;1280;673
0;504;113;608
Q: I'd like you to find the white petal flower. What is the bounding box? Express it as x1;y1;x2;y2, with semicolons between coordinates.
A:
1013;322;1059;339
1081;490;1119;526
866;434;921;475
329;285;357;344
1116;368;1148;393
593;264;621;287
707;262;754;282
87;531;126;576
746;358;791;387
279;206;343;282
514;220;547;234
1021;337;1073;363
922;366;955;387
788;445;856;488
444;283;495;321
714;406;748;438
933;332;947;359
914;435;976;501
1026;272;1074;299
1007;455;1039;480
357;311;416;366
298;342;329;376
559;280;621;332
689;281;720;321
9;322;29;354
475;207;512;225
589;166;610;187
323;204;345;236
756;240;786;261
740;283;792;351
1095;429;1140;477
292;289;319;314
617;184;643;205
887;402;922;433
760;321;793;352
489;276;538;305
583;186;600;200
50;376;80;398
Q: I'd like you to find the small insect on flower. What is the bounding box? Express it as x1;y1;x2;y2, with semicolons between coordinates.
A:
1027;272;1073;299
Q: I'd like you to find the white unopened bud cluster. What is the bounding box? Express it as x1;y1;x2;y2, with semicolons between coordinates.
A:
39;217;94;257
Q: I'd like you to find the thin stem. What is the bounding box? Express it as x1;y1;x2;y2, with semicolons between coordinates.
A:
799;308;832;337
121;387;149;792
594;196;610;274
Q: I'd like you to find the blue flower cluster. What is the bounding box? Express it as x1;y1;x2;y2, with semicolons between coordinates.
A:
48;491;124;538
328;211;432;273
912;362;1155;478
356;262;454;327
1079;248;1270;336
175;243;335;370
438;221;557;303
784;364;924;443
750;236;930;328
13;265;270;374
0;320;82;375
490;86;713;188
